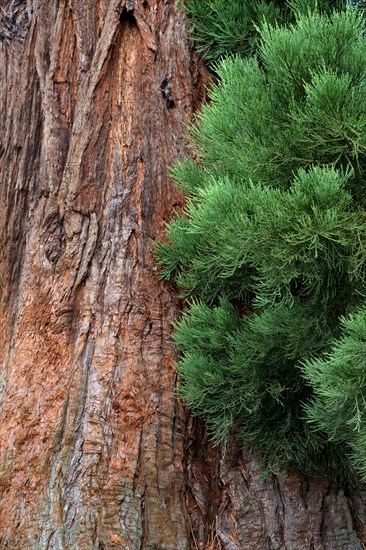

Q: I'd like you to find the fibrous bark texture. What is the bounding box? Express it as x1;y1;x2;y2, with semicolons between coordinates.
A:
0;0;206;547
1;1;366;549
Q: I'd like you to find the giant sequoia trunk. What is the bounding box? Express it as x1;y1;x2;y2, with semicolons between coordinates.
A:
1;1;366;549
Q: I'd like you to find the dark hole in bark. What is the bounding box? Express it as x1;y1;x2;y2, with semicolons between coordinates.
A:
160;74;175;109
119;6;137;27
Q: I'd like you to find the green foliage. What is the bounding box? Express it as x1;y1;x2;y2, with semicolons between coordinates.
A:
182;0;345;62
157;168;366;306
182;0;284;62
176;299;353;478
189;11;366;189
303;310;366;480
156;7;366;480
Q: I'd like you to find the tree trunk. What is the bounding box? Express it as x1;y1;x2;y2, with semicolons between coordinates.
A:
1;1;366;549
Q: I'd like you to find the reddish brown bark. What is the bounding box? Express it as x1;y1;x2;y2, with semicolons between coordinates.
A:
1;1;366;549
0;1;207;547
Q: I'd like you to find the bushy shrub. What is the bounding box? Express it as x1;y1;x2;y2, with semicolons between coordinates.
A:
157;7;366;480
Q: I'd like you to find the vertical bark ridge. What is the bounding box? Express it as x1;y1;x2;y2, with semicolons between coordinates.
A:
187;425;366;549
0;1;208;548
